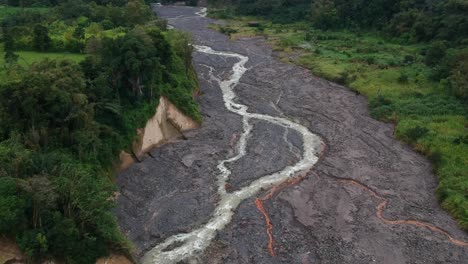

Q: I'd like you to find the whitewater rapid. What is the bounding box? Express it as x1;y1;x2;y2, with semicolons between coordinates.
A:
141;43;324;264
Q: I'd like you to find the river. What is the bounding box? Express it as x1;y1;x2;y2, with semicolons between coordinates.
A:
116;6;468;264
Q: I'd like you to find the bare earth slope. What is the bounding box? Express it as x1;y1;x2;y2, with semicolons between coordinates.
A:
115;6;468;263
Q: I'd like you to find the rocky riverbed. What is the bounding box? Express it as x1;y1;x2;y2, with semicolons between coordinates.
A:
115;6;468;264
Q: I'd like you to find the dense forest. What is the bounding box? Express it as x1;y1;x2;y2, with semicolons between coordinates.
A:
207;0;468;231
0;0;199;263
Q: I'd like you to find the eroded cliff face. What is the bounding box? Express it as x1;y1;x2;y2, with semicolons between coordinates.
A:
0;238;23;264
96;255;133;264
120;96;199;170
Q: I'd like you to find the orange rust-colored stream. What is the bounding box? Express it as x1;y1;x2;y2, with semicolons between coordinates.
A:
255;176;306;256
337;177;468;247
254;144;326;256
255;141;467;256
254;198;276;256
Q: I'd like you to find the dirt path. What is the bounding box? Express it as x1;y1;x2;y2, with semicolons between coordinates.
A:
115;6;468;263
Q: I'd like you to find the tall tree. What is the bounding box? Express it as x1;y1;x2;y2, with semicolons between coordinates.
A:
125;0;153;26
32;25;51;51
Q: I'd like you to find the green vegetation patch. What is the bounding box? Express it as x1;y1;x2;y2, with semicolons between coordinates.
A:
0;6;49;20
0;0;201;263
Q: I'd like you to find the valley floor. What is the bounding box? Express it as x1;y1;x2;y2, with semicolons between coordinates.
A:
115;6;468;263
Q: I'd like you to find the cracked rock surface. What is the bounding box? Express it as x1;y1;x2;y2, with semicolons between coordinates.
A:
114;6;468;263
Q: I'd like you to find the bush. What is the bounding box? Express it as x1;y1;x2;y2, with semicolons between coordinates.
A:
402;125;429;141
64;38;85;53
365;57;376;65
101;19;115;30
208;8;235;19
453;135;468;145
32;24;52;51
398;72;409;83
404;55;415;64
425;41;447;66
428;149;442;168
185;0;198;6
219;26;238;36
4;50;19;65
335;70;356;85
369;95;395;119
448;49;468;100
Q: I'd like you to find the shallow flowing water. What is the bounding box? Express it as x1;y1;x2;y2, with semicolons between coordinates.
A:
140;45;324;264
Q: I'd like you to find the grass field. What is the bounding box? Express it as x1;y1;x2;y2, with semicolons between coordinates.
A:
211;16;468;230
0;44;86;81
0;50;85;66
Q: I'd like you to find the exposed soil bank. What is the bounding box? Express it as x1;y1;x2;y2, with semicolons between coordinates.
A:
0;238;23;264
115;6;468;263
119;96;199;170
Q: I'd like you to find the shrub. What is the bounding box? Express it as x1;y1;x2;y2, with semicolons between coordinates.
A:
4;50;19;65
185;0;198;6
398;72;409;83
65;38;85;53
428;149;443;168
278;36;295;48
449;49;468;100
452;135;468;145
335;70;356;85
101;19;115;30
366;57;376;65
32;24;52;51
402;125;429;141
219;26;238;36
403;55;415;64
425;41;447;66
369;95;395;119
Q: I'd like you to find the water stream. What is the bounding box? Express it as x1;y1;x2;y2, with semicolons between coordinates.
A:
141;44;324;264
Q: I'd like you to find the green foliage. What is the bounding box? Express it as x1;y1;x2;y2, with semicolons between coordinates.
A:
125;0;153;26
185;0;198;7
208;8;235;19
401;125;429;141
4;49;19;64
56;0;91;20
397;72;409;83
0;177;27;234
425;41;447;66
449;49;468;101
0;0;201;262
219;26;238;36
0;59;99;154
310;0;338;30
210;0;468;49
32;25;51;51
369;95;394;120
99;27;170;101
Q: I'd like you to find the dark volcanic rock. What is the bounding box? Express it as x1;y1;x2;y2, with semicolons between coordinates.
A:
227;120;302;191
114;5;468;263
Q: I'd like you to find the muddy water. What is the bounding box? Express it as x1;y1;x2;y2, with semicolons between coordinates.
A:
141;45;323;264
